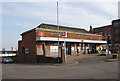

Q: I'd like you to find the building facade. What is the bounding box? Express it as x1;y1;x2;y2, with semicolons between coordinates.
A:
93;25;112;44
111;19;120;52
92;19;120;52
17;23;106;63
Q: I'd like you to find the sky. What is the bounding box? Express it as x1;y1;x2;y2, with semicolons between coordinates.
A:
0;0;119;50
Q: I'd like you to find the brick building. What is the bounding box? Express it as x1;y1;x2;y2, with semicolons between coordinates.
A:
93;25;112;44
111;19;120;52
92;19;120;52
17;23;106;63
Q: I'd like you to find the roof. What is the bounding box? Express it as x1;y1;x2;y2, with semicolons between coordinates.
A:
21;28;36;35
37;23;89;33
21;23;88;35
93;25;112;30
93;25;112;32
21;23;102;36
112;19;120;23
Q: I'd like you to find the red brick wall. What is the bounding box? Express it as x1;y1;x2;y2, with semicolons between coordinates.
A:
36;32;102;40
18;31;37;63
103;27;111;37
17;30;103;63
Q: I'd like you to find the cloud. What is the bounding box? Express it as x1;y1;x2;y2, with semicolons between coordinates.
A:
90;2;118;17
2;2;57;23
2;2;118;29
57;2;118;30
2;1;118;50
1;0;119;2
2;2;118;30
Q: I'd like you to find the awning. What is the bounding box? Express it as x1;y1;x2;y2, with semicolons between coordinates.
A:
36;37;107;44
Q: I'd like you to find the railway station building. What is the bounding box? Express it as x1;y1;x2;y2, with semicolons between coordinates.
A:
17;23;107;63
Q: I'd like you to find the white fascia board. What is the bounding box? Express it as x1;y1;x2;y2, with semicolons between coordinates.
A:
36;37;107;43
36;37;82;42
84;40;107;43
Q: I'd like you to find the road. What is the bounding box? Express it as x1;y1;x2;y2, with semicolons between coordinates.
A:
0;63;2;81
2;55;118;79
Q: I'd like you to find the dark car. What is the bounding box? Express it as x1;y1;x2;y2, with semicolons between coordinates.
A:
0;57;13;63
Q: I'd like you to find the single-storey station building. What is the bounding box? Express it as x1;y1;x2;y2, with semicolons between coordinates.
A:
17;23;107;63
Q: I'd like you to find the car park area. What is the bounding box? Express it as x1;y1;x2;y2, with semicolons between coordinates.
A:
1;54;118;79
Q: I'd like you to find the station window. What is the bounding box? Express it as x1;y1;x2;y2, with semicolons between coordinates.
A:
50;46;58;52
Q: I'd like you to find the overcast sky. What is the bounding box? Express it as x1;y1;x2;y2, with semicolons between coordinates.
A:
0;0;119;50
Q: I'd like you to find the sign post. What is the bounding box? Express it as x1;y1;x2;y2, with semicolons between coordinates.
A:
62;32;67;63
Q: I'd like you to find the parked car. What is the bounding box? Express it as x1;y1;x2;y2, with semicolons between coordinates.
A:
0;58;3;63
0;57;13;63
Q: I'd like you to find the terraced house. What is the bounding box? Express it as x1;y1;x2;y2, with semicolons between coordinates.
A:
17;23;107;63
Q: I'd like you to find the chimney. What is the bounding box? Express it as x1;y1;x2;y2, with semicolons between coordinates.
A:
89;25;93;33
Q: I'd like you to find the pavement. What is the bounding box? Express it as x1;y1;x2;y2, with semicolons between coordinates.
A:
1;54;119;79
66;54;117;64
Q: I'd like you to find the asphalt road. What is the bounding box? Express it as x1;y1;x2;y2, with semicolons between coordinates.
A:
0;63;2;81
2;58;118;79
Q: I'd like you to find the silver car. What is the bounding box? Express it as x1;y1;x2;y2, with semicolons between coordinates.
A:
0;57;13;63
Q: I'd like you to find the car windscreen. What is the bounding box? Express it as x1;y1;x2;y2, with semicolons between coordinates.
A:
4;58;12;60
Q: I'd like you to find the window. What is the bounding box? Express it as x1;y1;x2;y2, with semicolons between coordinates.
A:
37;47;43;55
99;32;103;35
108;32;111;36
25;48;29;54
113;22;119;27
104;32;107;36
22;47;25;54
50;46;58;52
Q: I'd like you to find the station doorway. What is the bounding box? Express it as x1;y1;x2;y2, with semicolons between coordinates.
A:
66;43;71;55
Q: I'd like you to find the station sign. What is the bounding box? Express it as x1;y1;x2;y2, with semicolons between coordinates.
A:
98;37;102;40
62;32;67;38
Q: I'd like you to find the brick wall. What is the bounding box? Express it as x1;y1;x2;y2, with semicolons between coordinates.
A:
36;31;102;40
17;31;37;63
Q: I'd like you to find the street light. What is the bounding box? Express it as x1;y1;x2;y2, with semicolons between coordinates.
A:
57;1;60;63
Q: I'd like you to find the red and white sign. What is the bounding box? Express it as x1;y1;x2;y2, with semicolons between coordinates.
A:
98;37;102;40
62;32;67;37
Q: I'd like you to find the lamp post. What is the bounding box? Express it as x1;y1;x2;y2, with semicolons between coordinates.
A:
57;1;60;63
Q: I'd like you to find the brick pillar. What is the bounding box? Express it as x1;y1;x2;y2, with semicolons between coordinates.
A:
83;44;86;54
74;43;77;55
